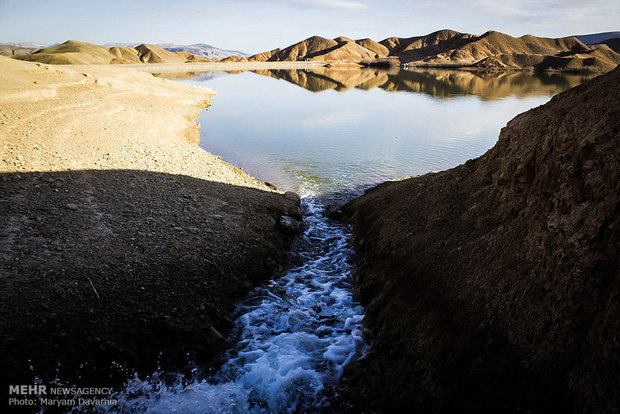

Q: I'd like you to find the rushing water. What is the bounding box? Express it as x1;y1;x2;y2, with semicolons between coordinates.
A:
105;191;366;413
101;68;592;412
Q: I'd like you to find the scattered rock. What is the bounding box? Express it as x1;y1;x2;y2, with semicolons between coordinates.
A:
284;191;301;206
1;169;296;393
324;204;345;221
276;215;305;235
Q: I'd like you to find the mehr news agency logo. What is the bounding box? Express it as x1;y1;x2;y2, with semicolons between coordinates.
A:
8;384;118;408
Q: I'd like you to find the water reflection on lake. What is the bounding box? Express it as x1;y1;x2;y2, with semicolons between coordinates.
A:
179;67;593;194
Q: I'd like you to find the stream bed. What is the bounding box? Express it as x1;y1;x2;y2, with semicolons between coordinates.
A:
98;68;592;412
100;191;366;413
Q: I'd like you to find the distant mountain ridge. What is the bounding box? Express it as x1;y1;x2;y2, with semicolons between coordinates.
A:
249;29;620;72
6;30;619;72
573;32;620;45
572;32;620;53
104;42;249;60
6;40;247;64
13;40;201;64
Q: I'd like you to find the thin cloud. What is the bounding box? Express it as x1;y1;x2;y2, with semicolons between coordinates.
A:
292;0;370;10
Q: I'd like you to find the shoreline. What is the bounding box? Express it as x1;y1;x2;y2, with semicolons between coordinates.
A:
113;60;333;73
0;57;303;390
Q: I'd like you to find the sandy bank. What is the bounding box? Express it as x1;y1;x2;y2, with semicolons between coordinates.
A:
104;60;332;74
0;57;271;189
0;57;302;389
340;69;619;412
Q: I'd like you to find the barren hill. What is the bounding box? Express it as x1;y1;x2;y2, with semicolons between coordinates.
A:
248;48;281;62
263;35;378;62
134;44;188;63
380;29;476;59
340;67;620;412
16;40;205;65
253;30;620;72
18;40;120;64
0;43;40;57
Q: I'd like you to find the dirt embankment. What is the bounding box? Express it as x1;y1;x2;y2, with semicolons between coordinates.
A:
340;68;619;412
0;57;301;389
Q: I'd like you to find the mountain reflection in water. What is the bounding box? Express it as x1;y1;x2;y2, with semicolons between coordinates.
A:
175;67;593;194
252;67;594;99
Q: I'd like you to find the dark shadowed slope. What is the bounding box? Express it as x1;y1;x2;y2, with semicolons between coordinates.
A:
340;68;619;412
0;170;300;389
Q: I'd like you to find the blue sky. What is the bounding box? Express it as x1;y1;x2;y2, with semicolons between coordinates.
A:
0;0;618;53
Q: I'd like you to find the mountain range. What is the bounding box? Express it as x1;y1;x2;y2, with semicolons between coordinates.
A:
4;30;619;72
0;41;247;61
11;41;210;64
247;29;620;72
574;31;620;51
104;43;249;60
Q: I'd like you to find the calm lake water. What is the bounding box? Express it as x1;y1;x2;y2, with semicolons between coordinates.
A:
104;68;594;413
182;67;593;195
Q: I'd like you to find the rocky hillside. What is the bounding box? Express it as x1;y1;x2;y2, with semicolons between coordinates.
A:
16;40;210;64
251;29;620;72
257;35;378;62
340;68;619;412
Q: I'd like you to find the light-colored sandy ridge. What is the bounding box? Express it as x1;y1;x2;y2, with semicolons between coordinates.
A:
0;56;271;190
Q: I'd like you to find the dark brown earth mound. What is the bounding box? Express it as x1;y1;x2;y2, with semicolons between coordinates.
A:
355;38;389;58
0;170;301;391
380;29;476;60
267;36;339;61
340;68;619;412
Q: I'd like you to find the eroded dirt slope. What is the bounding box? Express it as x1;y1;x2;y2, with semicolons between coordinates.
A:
341;68;619;412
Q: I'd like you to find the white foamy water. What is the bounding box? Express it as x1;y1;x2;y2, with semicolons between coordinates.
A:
97;193;368;413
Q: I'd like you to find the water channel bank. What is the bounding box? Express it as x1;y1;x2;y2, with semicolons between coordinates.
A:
339;68;620;413
0;57;302;398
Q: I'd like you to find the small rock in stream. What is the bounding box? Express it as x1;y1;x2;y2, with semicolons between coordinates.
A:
276;215;305;235
284;191;301;206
